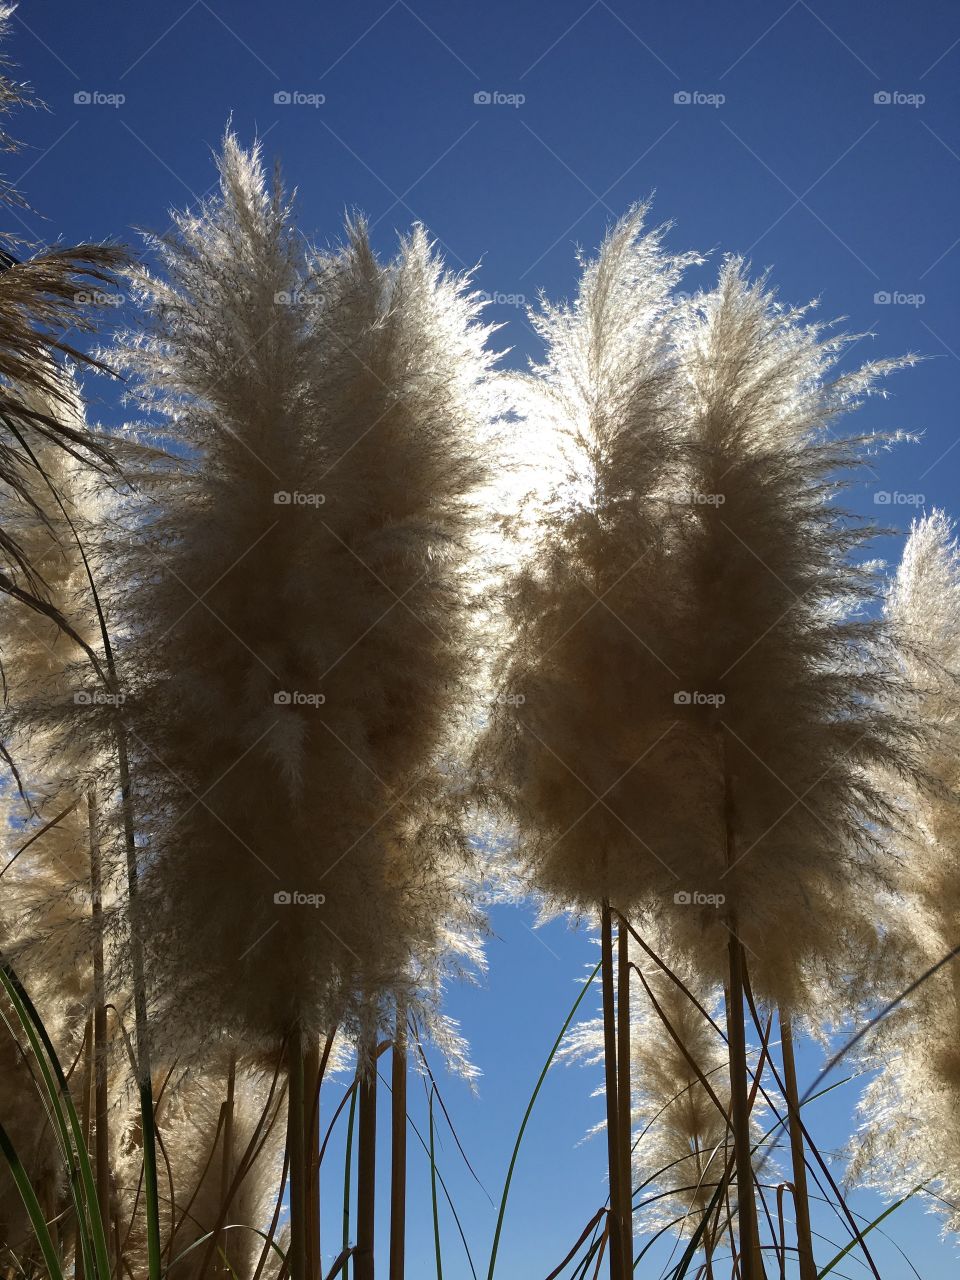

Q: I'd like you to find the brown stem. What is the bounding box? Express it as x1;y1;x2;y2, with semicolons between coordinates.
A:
76;1012;93;1280
355;1033;378;1280
780;1013;816;1280
697;1133;715;1280
616;915;632;1272
389;1001;407;1280
725;957;763;1280
601;900;626;1280
252;1142;289;1280
288;1024;308;1280
216;1052;237;1277
303;1038;321;1280
113;1212;123;1280
719;732;764;1280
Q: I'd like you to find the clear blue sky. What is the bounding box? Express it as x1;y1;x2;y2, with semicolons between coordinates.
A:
6;1;960;1275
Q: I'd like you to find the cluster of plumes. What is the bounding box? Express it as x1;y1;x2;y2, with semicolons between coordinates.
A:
850;512;960;1234
103;134;494;1059
0;95;946;1271
0;129;497;1274
476;210;921;1014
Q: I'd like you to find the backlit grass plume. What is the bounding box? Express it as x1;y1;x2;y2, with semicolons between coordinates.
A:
110;130;495;1047
0;6;125;604
0;376;108;1259
108;131;495;1278
657;260;919;1277
656;260;918;1006
476;228;919;1277
475;205;699;915
0;374;131;1264
851;511;960;1236
110;1052;286;1280
474;205;700;1277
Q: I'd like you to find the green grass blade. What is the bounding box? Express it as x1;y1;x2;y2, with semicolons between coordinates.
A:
139;1070;163;1280
164;1222;287;1276
429;1085;443;1280
0;1116;66;1280
486;960;601;1280
817;1182;928;1278
382;1068;478;1280
0;963;111;1280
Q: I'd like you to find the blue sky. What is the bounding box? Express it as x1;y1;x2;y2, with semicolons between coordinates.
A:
5;1;960;1275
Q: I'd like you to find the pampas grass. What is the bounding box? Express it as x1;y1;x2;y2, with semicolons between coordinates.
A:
851;511;960;1236
99;131;496;1280
474;219;924;1278
0;98;949;1280
111;134;494;1057
0;5;124;610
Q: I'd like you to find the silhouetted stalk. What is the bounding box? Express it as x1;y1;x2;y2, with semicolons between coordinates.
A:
342;1080;358;1261
390;1000;407;1280
113;1214;123;1280
725;961;762;1280
252;1140;289;1280
616;914;632;1271
600;899;625;1280
694;1137;716;1280
779;1015;816;1280
216;1052;236;1278
303;1037;320;1280
87;788;112;1260
356;1036;378;1280
720;733;764;1280
288;1024;308;1280
76;1012;93;1280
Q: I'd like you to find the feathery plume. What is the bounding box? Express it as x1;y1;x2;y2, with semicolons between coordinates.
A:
852;511;960;1236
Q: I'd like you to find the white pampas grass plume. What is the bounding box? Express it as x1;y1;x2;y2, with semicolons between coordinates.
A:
473;203;700;913
851;511;960;1236
109;131;496;1056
